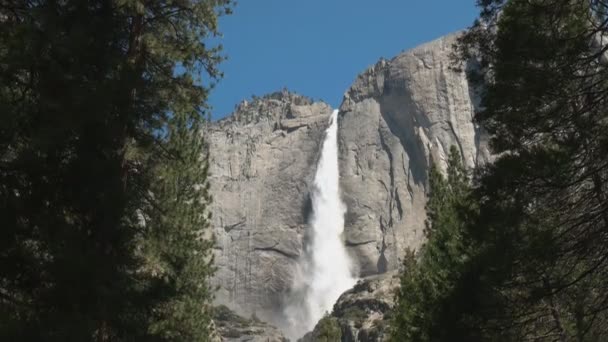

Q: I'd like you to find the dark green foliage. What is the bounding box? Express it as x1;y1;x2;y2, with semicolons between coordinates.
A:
314;314;342;342
0;0;232;340
142;111;217;340
394;1;608;337
391;147;478;342
388;0;608;340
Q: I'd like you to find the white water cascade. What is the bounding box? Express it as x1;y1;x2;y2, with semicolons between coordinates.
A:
283;109;357;340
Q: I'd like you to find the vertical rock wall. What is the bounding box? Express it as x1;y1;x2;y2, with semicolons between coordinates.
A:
338;33;490;277
208;91;333;321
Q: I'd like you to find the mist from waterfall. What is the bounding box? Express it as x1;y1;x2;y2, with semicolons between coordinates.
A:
283;109;357;340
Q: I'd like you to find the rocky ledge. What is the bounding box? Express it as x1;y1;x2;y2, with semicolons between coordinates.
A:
213;305;289;342
301;271;400;342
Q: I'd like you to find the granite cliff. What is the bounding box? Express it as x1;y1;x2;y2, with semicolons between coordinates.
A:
208;90;332;324
208;32;490;339
338;33;490;278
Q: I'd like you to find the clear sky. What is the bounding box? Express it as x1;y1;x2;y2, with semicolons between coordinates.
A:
208;0;479;120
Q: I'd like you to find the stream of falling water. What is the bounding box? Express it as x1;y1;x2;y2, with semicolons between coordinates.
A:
283;109;357;340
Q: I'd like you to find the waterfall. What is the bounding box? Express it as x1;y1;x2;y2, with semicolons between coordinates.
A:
283;109;357;340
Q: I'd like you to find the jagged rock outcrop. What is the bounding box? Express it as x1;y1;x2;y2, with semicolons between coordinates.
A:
300;272;399;342
339;33;490;277
208;90;333;322
213;305;289;342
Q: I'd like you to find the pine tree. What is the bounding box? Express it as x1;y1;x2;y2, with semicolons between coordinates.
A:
314;314;342;342
446;0;608;339
141;111;217;340
391;147;478;341
0;1;232;340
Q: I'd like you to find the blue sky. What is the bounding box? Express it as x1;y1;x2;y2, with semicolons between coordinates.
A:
208;1;479;119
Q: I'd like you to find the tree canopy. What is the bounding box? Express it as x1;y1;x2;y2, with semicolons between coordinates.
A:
0;1;232;340
392;0;608;340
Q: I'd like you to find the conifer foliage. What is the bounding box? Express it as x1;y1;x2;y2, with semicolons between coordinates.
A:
143;112;217;341
391;147;476;342
0;0;232;340
391;0;608;340
455;0;608;339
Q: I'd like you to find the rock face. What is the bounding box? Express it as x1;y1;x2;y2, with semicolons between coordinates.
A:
213;305;289;342
301;272;400;342
208;90;333;322
208;33;490;335
339;33;490;277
